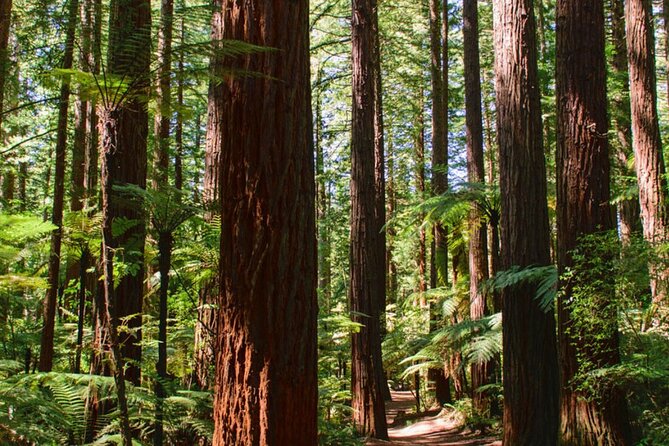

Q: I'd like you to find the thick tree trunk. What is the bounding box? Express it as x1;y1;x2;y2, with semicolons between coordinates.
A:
211;2;318;444
102;0;151;385
625;0;669;307
609;0;642;244
492;0;559;443
152;0;173;188
463;0;491;415
350;0;389;438
556;1;633;443
39;0;79;372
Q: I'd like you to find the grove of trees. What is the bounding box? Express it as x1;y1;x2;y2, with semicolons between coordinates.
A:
0;0;668;445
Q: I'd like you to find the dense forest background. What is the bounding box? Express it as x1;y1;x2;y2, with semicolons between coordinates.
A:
0;0;668;445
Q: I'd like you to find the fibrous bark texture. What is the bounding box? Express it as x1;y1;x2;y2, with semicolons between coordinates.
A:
211;1;318;444
463;0;491;414
103;0;151;384
492;0;559;443
350;0;389;438
556;0;632;443
625;0;669;306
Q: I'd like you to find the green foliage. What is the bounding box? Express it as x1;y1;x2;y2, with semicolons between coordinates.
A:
0;371;213;445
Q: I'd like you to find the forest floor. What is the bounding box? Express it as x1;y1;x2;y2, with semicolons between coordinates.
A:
366;391;502;446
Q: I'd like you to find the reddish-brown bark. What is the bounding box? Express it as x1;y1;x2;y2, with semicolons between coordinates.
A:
102;0;151;385
39;0;79;372
609;0;642;244
556;1;632;443
625;0;669;306
493;0;559;443
350;0;389;439
463;0;491;414
211;1;318;444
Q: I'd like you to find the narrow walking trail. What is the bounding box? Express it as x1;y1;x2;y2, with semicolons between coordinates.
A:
366;391;501;446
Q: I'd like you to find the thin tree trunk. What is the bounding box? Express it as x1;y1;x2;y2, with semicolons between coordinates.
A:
431;0;448;289
74;248;89;374
463;0;491;414
211;2;318;444
84;0;101;209
493;0;559;443
625;0;669;308
39;0;79;372
193;0;222;391
100;109;134;446
0;0;11;135
350;0;389;438
371;0;391;403
609;0;642;244
174;14;185;191
154;231;172;446
153;0;173;188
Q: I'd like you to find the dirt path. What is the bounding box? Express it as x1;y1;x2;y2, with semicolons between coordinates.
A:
366;391;501;446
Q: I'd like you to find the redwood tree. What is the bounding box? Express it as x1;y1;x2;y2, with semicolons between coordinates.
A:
194;0;223;389
99;0;151;385
556;0;632;443
350;0;389;438
39;0;79;372
609;0;642;244
492;0;559;443
211;1;318;444
463;0;490;414
428;0;451;407
625;0;669;307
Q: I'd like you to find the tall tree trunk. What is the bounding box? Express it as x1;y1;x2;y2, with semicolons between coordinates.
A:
427;0;452;408
387;139;398;305
493;0;559;443
84;0;102;209
174;14;185;191
315;72;332;306
625;0;669;308
350;0;389;438
211;2;318;444
431;0;448;289
463;0;491;414
100;109;135;446
415;98;427;306
154;231;172;446
100;0;151;385
609;0;642;244
193;0;222;391
153;0;173;188
556;1;633;443
371;0;391;403
39;0;79;372
0;0;11;136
